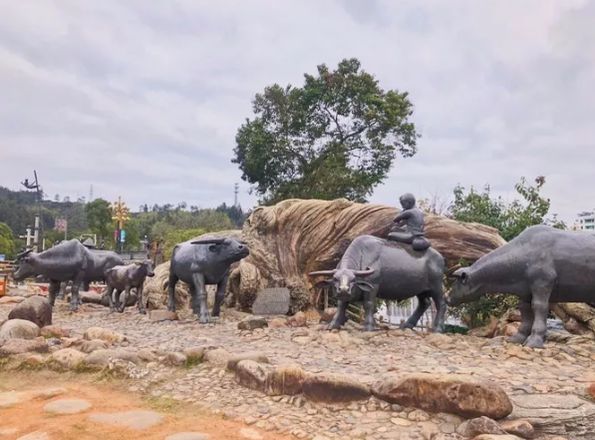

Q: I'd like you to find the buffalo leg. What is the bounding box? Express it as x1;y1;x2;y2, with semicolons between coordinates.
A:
525;282;552;348
363;292;379;331
119;286;130;313
137;282;146;314
106;285;116;312
430;287;447;333
212;273;228;317
328;300;348;330
509;300;533;344
167;273;179;312
70;272;84;312
192;273;209;324
48;280;60;307
401;293;431;330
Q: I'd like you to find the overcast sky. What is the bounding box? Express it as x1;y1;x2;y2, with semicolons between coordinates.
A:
1;1;593;222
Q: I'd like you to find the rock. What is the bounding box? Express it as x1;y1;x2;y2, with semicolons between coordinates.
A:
0;391;23;408
469;317;499;338
0;319;40;340
149;310;178;321
372;374;513;419
0;296;25;304
165;433;209;440
251;287;291;315
0;428;18;435
183;347;205;363
510;393;595;437
8;296;52;328
203;348;231;367
40;325;71;338
587;383;595;400
44;398;92;414
458;417;506;437
227;351;269;371
13;353;46;368
319;308;337;323
472;435;524;440
268;318;287;328
425;333;452;347
408;409;430;421
303;372;370;403
78;339;109;353
164;352;187;366
0;337;48;355
265;363;307;396
238;428;263;440
16;432;50;440
84;349;140;369
287;311;307;327
88;410;164;429
48;348;86;370
83;327;126;344
499;419;535;439
234;360;270;392
237;316;268;331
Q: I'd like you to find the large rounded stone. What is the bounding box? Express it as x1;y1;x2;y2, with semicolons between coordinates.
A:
458;417;506;437
40;325;71;338
265;364;307;396
83;327;125;344
227;351;269;371
303;372;370;403
472;435;524;440
234;360;269;392
44;398;92;414
237;316;268;331
0;337;48;355
8;296;52;328
372;374;513;419
16;432;50;440
203;348;231;367
49;348;86;370
84;349;140;369
499;419;534;439
78;339;109;354
0;319;40;340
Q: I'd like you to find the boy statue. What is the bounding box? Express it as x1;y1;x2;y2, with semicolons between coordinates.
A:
388;193;431;251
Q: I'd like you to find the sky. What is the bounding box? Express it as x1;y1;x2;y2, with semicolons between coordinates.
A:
0;0;594;223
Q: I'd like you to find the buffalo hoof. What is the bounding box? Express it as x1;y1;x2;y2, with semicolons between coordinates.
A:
363;324;380;332
117;307;125;313
69;304;79;312
139;309;147;315
198;316;209;324
523;334;545;349
399;322;415;330
508;332;528;344
327;322;342;330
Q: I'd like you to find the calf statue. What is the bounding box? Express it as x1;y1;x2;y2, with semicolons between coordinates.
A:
13;239;122;311
168;237;249;323
105;260;155;313
309;235;446;332
446;225;595;348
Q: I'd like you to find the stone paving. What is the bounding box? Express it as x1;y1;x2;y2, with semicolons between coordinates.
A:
1;298;595;440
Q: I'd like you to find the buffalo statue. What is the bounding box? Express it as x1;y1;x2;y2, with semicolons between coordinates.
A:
13;240;122;311
310;235;446;332
105;260;155;313
446;225;595;348
168;237;249;323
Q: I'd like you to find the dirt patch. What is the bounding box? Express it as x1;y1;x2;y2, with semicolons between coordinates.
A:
0;371;289;440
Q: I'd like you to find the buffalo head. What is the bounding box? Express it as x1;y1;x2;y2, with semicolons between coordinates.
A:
445;267;480;306
140;259;155;277
13;249;36;282
308;267;375;301
191;237;249;262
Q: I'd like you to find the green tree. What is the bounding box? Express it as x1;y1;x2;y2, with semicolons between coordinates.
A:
85;198;113;241
0;223;15;258
233;58;418;204
449;176;562;327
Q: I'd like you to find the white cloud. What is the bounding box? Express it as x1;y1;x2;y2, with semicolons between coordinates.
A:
0;0;594;224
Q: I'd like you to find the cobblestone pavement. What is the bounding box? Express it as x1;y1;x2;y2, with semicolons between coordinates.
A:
2;300;594;440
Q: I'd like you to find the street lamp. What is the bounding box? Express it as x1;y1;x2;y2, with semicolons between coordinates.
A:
111;196;130;253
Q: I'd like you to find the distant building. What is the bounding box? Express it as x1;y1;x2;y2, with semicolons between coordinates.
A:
575;211;595;230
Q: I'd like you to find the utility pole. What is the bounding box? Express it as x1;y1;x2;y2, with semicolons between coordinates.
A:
234;182;239;207
20;170;43;251
111;196;130;253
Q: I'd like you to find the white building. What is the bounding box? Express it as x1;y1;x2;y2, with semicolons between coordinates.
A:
575;211;595;231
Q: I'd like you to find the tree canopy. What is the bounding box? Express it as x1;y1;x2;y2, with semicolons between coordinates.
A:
233;58;418;204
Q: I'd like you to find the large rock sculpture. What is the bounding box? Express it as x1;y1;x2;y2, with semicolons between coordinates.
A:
144;199;505;312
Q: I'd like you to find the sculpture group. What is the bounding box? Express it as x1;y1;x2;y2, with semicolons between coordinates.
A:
11;193;595;348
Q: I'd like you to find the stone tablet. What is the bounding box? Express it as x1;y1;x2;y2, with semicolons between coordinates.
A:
251;288;290;316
